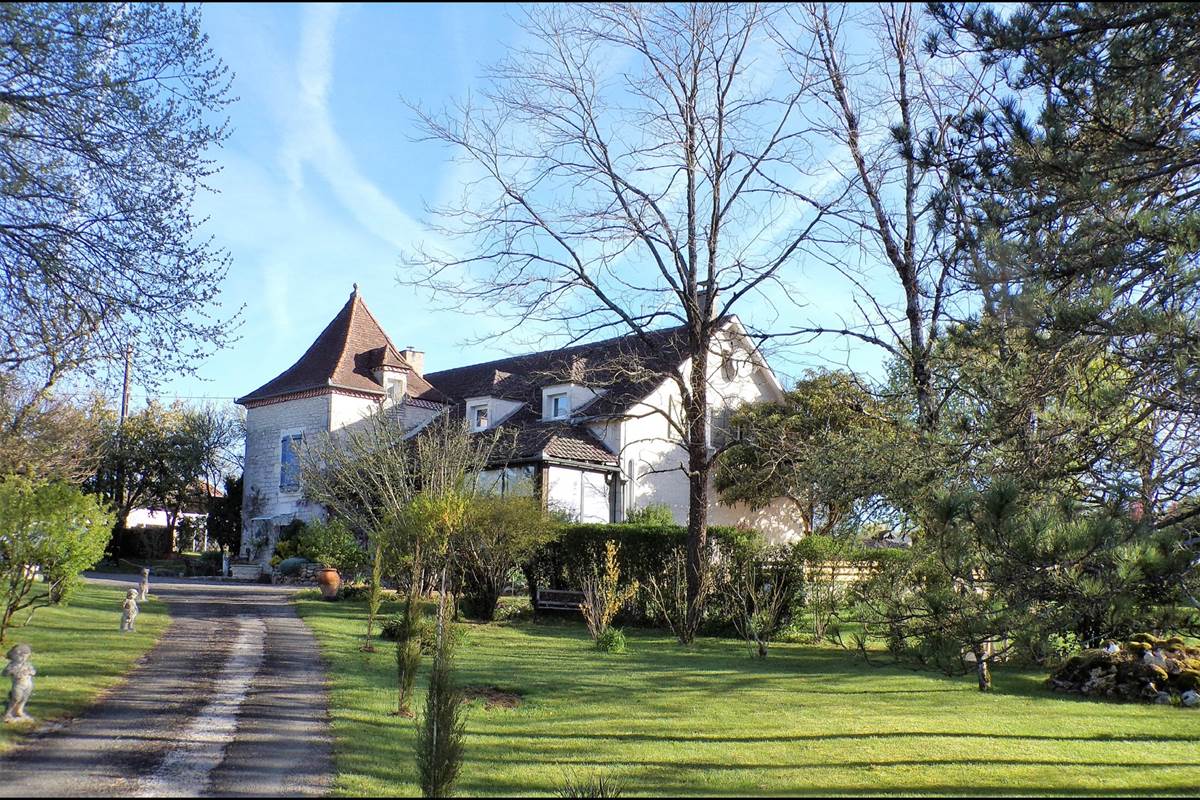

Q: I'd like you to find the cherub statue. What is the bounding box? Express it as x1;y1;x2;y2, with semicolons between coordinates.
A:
139;568;150;602
121;588;140;633
3;644;35;723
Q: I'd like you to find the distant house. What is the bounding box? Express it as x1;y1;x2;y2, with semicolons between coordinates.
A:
235;287;805;564
123;481;224;553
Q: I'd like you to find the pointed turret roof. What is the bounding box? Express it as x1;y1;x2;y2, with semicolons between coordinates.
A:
236;287;442;406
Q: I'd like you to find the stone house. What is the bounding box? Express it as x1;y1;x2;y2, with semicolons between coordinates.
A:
235;286;805;563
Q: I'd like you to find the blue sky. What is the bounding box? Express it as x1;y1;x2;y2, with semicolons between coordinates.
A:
147;3;889;409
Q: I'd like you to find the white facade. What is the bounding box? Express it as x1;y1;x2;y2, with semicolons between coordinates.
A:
240;314;805;561
578;320;802;544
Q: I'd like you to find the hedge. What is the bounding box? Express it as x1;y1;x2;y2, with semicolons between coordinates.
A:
790;534;914;566
522;526;912;627
522;522;762;623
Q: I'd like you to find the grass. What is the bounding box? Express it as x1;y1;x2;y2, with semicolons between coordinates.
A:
0;582;169;753
295;593;1200;797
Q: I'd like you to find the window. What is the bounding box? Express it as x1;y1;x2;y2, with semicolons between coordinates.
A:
384;376;405;404
721;348;739;381
474;465;534;496
550;393;570;419
470;403;489;431
279;432;303;493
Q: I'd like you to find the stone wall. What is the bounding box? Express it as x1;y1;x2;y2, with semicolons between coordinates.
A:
241;393;332;562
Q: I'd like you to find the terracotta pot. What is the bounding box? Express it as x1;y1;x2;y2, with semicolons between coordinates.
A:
316;568;341;600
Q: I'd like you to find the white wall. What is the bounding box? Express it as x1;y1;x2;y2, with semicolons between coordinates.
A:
607;321;798;543
241;393;345;562
464;395;523;430
329;392;380;432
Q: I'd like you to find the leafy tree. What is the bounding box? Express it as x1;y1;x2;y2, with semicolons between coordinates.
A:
91;402;239;551
930;2;1200;527
0;3;236;392
300;414;502;715
454;494;558;621
0;374;106;483
206;474;244;553
0;476;113;640
715;371;910;536
855;481;1198;689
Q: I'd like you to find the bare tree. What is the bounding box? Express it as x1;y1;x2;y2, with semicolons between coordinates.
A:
777;3;990;430
404;3;836;640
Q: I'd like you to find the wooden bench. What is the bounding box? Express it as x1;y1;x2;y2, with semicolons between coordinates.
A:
536;589;585;612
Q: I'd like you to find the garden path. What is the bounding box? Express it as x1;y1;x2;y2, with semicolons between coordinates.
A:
0;576;332;797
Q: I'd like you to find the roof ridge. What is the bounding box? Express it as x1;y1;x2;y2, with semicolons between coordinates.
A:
423;322;688;379
351;289;410;368
326;291;361;388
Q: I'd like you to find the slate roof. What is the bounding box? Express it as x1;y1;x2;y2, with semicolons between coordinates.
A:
422;325;696;465
236;288;443;406
240;287;709;466
422;324;691;414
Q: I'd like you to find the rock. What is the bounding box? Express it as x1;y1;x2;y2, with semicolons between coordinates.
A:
1144;649;1170;669
1155;692;1173;705
1182;690;1200;708
1048;637;1200;705
3;644;36;723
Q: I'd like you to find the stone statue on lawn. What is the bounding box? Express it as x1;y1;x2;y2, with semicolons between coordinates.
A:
3;644;36;723
139;568;150;601
121;588;140;633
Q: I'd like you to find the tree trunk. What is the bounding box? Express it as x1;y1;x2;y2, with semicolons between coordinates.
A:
683;340;710;644
974;648;992;692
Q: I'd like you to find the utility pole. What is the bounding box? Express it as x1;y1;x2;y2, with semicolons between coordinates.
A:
120;345;132;424
112;344;133;558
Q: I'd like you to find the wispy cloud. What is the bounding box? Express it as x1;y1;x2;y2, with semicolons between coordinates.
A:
283;4;428;253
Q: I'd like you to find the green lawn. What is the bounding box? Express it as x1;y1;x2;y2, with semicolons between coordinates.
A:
0;582;169;753
295;593;1200;797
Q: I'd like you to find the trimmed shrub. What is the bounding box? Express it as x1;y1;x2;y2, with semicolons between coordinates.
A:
625;503;675;526
275;556;311;577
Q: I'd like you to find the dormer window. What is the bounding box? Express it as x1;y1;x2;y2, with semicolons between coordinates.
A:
549;392;570;420
384;374;406;405
543;383;591;421
470;402;490;431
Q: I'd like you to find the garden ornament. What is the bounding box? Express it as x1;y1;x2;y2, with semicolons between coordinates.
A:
3;644;36;723
139;568;150;602
121;588;140;632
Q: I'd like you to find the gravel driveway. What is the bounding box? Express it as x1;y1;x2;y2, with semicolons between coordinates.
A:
0;576;332;797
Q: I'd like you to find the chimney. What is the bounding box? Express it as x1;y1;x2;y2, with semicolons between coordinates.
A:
402;346;424;376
